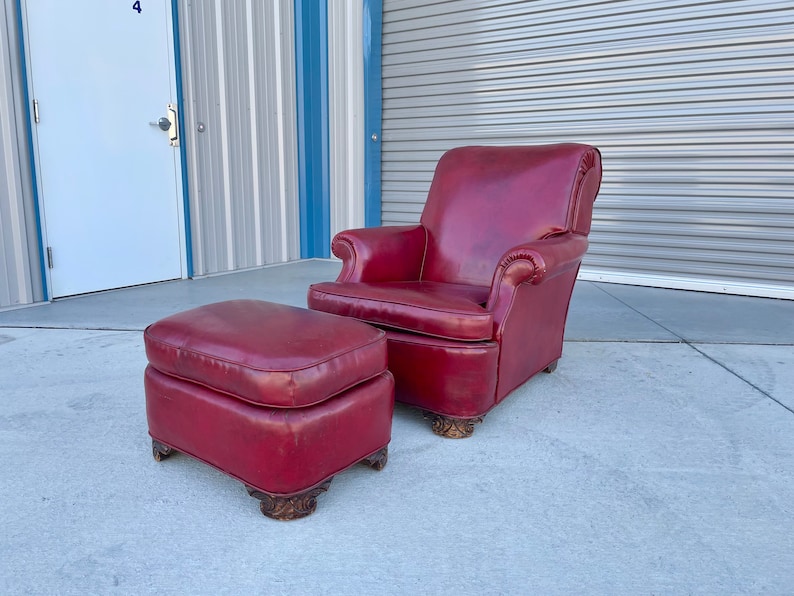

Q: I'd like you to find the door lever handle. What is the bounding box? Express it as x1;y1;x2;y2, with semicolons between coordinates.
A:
148;104;179;147
148;118;170;130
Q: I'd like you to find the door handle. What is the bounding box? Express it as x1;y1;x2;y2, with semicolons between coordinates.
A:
166;103;179;147
149;103;179;147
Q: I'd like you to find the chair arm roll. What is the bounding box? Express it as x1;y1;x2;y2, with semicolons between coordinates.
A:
486;233;589;310
333;225;427;283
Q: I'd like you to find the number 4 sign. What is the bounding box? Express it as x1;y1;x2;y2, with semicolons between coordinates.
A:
132;1;141;13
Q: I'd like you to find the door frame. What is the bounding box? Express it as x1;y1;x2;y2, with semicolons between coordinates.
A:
15;0;193;300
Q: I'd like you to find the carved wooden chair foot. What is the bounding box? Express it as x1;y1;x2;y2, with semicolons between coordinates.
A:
246;481;333;521
152;439;174;461
424;413;483;439
361;446;389;471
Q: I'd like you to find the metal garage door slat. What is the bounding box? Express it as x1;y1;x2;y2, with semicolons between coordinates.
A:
381;0;794;298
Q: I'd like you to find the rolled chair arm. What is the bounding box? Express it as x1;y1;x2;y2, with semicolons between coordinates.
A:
486;233;589;312
332;225;427;283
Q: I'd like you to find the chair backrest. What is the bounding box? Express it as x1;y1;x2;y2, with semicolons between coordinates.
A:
419;143;602;286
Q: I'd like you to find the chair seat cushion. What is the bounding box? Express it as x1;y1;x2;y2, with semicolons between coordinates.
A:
144;300;387;408
308;281;492;341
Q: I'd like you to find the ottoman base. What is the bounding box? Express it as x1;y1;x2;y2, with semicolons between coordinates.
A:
146;365;393;520
153;439;388;520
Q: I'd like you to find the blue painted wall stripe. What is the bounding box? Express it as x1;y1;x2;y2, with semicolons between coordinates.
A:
363;0;382;228
171;0;194;277
14;0;48;301
294;0;331;258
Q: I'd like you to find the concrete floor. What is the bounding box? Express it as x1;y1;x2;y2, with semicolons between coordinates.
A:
1;259;793;595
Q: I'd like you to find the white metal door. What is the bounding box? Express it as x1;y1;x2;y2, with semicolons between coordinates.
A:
24;0;183;297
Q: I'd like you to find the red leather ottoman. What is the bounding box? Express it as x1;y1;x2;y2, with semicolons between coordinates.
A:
143;300;394;520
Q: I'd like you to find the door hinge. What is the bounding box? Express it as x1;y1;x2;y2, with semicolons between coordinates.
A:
33;99;40;123
46;246;53;269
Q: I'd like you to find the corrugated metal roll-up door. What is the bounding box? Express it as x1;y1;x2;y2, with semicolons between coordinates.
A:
381;0;794;299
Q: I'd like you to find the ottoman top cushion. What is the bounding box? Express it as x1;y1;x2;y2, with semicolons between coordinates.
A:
144;300;387;408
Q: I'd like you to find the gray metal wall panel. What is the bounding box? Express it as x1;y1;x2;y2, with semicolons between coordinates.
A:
179;0;300;276
382;0;794;298
0;1;41;307
328;1;365;238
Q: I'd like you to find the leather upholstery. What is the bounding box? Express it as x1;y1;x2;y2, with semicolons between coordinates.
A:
384;330;499;418
308;143;602;419
309;281;491;340
144;300;387;408
420;144;590;286
146;367;394;495
144;299;394;497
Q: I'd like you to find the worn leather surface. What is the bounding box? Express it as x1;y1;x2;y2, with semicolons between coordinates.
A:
144;300;387;408
494;268;580;401
146;367;394;495
308;281;491;341
308;144;602;418
383;330;499;417
420;144;599;286
332;225;427;283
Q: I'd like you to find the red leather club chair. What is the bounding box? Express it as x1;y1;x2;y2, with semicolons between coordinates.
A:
308;144;602;438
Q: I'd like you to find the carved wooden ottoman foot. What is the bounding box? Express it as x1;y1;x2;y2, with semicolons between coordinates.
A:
144;300;394;520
